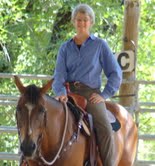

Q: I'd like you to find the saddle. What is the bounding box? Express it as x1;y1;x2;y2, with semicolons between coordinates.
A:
67;93;90;136
67;93;97;166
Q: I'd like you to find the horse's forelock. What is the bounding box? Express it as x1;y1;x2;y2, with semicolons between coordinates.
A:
24;84;41;104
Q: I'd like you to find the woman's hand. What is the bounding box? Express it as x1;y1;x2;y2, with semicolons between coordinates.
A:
89;93;105;104
55;95;68;102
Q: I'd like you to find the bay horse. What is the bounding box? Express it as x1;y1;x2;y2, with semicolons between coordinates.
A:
14;76;138;166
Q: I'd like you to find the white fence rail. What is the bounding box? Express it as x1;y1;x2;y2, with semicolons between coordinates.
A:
0;73;155;165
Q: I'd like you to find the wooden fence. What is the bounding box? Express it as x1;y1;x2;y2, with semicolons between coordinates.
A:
0;73;155;165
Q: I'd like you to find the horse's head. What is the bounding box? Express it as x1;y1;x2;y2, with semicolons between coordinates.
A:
14;76;53;158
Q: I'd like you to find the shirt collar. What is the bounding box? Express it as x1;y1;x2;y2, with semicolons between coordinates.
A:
89;34;96;40
69;34;96;42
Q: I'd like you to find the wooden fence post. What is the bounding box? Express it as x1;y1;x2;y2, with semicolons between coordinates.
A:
119;0;141;107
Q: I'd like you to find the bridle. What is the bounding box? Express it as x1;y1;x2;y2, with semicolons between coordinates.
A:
17;100;81;166
38;101;69;165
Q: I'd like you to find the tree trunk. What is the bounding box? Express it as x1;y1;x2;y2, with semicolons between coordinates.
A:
47;5;71;54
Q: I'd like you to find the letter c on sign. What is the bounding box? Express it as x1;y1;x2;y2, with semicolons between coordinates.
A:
118;52;130;70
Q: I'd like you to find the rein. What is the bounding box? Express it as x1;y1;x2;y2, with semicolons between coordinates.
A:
38;101;69;165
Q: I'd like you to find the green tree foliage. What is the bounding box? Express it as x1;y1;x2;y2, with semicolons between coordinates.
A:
0;0;125;75
137;0;155;80
0;0;155;165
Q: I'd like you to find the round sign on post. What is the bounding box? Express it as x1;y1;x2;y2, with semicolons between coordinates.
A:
116;50;135;72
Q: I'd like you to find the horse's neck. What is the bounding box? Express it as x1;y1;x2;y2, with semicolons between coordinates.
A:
41;98;67;153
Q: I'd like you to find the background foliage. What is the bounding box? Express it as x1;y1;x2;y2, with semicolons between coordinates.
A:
0;0;155;165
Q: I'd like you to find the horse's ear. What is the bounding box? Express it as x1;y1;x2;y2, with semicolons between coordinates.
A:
14;75;26;94
40;78;54;94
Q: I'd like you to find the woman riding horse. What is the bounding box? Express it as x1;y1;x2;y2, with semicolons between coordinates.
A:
15;76;138;166
53;4;122;166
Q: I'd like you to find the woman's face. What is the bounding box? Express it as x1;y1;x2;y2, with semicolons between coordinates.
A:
73;12;92;34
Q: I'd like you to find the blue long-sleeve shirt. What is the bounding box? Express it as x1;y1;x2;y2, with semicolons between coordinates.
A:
52;34;122;99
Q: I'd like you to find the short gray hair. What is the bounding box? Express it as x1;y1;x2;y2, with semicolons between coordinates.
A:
71;4;95;25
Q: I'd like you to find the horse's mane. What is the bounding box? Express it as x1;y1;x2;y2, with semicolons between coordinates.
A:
25;84;40;104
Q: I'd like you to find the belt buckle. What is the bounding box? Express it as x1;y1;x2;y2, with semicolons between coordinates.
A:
74;81;80;88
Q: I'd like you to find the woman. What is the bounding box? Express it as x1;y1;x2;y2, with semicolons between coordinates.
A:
52;4;122;166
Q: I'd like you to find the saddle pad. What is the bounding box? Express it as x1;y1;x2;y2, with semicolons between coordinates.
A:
106;109;116;123
106;109;121;132
82;109;120;135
